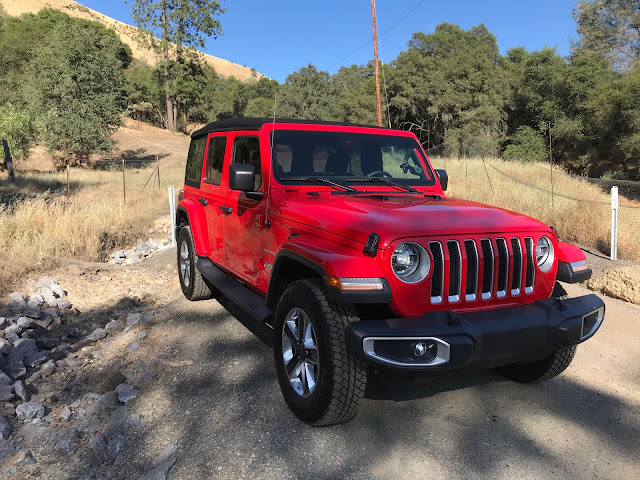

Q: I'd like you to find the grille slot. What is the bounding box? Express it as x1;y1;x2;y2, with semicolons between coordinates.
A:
429;242;444;304
464;240;478;301
496;238;509;298
524;237;535;293
480;239;494;300
447;241;461;302
510;238;522;295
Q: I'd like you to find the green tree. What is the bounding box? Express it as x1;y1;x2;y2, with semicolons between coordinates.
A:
128;0;225;130
125;62;165;125
574;0;640;72
278;64;335;120
29;21;128;166
503;126;548;162
0;103;37;165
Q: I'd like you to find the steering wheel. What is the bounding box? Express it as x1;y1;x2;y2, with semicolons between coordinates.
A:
366;170;393;178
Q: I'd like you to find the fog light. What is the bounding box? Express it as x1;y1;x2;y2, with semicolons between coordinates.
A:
414;342;428;356
413;341;437;362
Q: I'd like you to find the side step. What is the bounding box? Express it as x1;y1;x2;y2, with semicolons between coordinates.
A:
196;257;274;324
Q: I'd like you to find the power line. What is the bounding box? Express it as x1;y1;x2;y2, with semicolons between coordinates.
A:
324;0;427;72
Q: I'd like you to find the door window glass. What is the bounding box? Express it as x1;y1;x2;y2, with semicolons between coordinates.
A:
205;136;227;186
185;137;206;188
232;136;262;190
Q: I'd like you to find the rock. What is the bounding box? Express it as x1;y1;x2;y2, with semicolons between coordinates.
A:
141;312;154;323
6;361;26;380
0;384;14;401
126;413;141;427
54;299;72;309
36;336;60;350
97;391;119;409
139;459;176;480
13;381;28;402
4;330;19;345
151;444;178;468
137;330;147;341
37;278;65;298
115;384;139;404
26;295;44;310
0;373;12;385
5;324;22;340
14;449;36;466
84;328;107;342
126;313;142;326
59;406;72;421
68;264;83;275
15;402;45;421
0;317;8;329
24;351;48;368
110;406;127;430
22;309;42;320
0;339;10;355
16;316;36;329
0;415;11;440
90;435;107;452
107;434;125;456
54;436;72;452
40;360;56;374
105;320;120;334
35;315;54;329
126;342;140;353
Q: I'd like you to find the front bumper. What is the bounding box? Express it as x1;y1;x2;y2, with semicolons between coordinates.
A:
346;294;604;370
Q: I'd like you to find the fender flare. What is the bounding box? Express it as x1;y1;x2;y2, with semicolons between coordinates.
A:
176;199;210;257
266;238;392;308
556;241;591;283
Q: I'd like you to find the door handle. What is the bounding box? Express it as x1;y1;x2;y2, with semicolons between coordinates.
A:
198;198;208;206
220;205;233;215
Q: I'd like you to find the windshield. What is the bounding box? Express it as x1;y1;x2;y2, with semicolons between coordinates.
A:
271;130;436;187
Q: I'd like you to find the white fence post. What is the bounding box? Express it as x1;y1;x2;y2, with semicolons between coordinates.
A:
168;185;177;247
611;186;618;261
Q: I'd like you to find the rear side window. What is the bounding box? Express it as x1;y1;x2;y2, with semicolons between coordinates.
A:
185;137;206;188
205;136;227;186
232;136;262;190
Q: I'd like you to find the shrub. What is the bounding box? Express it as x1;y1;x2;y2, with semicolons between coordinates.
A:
503;126;547;162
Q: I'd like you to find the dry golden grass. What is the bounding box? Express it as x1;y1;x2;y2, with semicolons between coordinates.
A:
431;157;640;261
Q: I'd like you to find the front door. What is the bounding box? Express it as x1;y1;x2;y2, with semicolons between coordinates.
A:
220;133;268;287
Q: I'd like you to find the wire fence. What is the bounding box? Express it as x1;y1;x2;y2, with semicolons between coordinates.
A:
434;156;640;262
0;186;68;209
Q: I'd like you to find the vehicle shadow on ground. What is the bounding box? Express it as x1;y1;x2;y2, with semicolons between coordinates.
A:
57;290;640;480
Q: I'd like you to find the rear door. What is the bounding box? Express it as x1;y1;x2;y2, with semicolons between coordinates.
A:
220;133;268;286
199;133;229;265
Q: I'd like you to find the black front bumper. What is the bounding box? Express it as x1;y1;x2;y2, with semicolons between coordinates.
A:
346;294;605;370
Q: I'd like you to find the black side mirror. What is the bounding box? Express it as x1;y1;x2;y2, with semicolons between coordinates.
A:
229;163;255;192
435;169;448;191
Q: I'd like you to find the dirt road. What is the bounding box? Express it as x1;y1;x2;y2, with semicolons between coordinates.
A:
20;243;637;480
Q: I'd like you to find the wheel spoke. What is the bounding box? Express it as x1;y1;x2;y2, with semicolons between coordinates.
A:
284;320;299;346
306;348;318;365
300;356;307;393
285;355;300;378
304;362;316;392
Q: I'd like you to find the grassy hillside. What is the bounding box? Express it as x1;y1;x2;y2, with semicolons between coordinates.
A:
0;0;263;81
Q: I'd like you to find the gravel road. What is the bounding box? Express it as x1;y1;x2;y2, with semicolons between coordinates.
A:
8;245;639;480
106;249;639;480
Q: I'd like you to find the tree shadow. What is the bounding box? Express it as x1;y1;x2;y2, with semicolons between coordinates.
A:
44;289;640;480
92;150;170;171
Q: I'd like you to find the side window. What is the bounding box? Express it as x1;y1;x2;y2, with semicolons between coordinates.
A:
232;136;262;190
205;136;227;186
185;137;206;188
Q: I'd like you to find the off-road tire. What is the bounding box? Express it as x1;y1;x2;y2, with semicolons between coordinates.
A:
177;226;213;301
496;346;577;383
273;279;367;426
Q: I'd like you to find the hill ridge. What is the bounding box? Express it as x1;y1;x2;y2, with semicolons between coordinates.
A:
0;0;263;82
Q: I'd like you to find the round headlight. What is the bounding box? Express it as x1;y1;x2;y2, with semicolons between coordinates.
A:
536;236;554;272
391;242;431;283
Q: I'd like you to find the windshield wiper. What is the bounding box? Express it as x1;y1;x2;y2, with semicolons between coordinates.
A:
283;176;357;192
346;177;418;193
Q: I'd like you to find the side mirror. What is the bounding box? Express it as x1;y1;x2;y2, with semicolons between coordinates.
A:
229;163;255;192
435;169;448;191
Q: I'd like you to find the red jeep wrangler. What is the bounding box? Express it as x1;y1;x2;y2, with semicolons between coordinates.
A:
176;118;604;426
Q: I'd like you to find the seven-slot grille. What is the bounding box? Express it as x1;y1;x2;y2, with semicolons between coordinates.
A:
429;236;535;304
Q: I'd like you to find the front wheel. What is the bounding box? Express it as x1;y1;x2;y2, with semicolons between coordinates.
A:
273;279;367;426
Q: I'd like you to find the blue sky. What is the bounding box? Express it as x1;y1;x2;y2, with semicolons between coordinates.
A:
82;0;580;82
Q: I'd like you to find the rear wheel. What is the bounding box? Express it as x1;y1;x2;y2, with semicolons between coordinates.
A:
273;279;367;426
177;226;213;301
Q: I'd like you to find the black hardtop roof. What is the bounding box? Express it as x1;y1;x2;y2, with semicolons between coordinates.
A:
191;117;387;138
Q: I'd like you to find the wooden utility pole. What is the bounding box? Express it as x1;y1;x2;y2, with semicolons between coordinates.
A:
549;121;554;209
370;0;382;127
